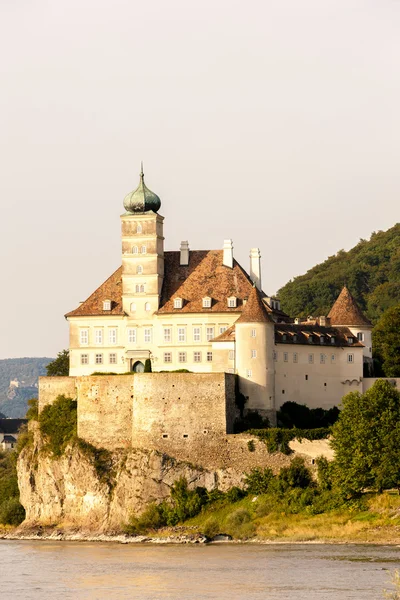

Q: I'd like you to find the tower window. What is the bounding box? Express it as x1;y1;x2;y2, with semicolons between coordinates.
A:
308;354;314;364
145;302;151;312
141;245;147;254
293;352;298;363
283;352;288;362
251;329;256;338
137;224;142;234
347;353;354;363
320;353;325;364
130;302;136;313
357;332;365;341
246;369;252;378
140;284;144;293
229;350;234;360
132;246;138;254
174;298;182;309
137;265;143;275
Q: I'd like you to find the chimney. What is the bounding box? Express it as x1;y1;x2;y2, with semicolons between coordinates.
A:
223;239;234;268
180;241;189;266
250;248;261;291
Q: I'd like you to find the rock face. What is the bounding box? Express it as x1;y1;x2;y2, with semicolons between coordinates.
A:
18;425;287;533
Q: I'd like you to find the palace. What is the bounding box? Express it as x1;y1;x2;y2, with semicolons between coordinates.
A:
65;167;373;422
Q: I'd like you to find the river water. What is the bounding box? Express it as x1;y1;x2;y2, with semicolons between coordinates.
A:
1;541;399;599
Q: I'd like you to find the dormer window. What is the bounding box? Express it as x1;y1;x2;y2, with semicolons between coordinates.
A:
282;334;287;342
174;298;183;309
137;224;142;234
331;336;335;344
202;297;212;308
308;336;313;344
227;296;237;308
137;265;143;274
320;336;325;344
347;337;354;345
293;334;298;342
103;300;111;311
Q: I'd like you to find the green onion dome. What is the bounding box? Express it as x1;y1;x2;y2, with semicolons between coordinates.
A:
123;165;161;213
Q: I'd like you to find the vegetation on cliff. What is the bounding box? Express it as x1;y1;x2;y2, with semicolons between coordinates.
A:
45;350;69;377
39;395;77;457
277;223;400;324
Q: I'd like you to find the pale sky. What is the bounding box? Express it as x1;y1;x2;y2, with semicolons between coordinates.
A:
1;0;399;359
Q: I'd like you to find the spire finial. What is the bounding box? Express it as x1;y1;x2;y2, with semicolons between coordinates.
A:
140;161;144;179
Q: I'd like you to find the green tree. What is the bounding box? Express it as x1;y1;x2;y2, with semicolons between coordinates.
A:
331;380;400;497
46;350;69;377
373;305;400;377
144;358;152;373
39;395;77;456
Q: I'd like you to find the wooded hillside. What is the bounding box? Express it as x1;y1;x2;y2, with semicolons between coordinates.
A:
277;224;400;324
0;357;53;418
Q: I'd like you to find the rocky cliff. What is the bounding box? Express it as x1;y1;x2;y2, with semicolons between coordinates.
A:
17;424;291;533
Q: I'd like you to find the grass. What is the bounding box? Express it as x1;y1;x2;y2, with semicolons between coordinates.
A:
182;492;400;543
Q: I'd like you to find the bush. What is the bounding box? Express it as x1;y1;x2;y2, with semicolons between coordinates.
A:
278;457;313;491
226;508;251;527
247;440;255;452
234;410;269;433
0;497;25;526
250;427;331;454
244;467;274;495
75;439;114;486
25;398;38;421
277;401;339;429
144;359;152;373
39;395;77;457
203;517;220;538
226;486;246;503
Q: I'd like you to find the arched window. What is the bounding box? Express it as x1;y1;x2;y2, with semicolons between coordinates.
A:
132;246;138;254
130;302;136;313
141;245;147;254
137;265;143;274
135;285;140;293
140;284;145;293
145;302;151;312
137;224;142;234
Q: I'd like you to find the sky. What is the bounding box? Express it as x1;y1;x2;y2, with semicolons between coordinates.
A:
1;0;399;359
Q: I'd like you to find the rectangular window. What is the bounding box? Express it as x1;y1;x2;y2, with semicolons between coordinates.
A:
251;329;256;338
193;351;201;362
246;369;252;378
163;327;172;343
347;353;354;363
144;328;152;343
283;352;288;362
228;350;234;360
305;374;308;381
80;354;89;365
109;328;117;345
178;327;186;343
95;329;103;345
206;351;213;362
178;351;187;363
308;354;314;364
357;332;364;341
219;326;227;335
331;354;336;363
109;353;117;364
206;327;215;342
95;353;103;365
251;349;257;359
128;328;137;344
80;329;89;345
293;352;298;363
163;352;172;363
193;327;201;342
320;353;325;364
273;351;278;361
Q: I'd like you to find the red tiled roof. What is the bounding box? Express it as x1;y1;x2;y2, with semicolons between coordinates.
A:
328;286;372;327
212;324;236;342
65;268;125;318
236;285;272;323
274;323;364;347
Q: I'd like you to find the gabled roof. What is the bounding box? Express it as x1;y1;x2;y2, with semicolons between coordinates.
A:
65;268;125;318
212;325;236;342
235;285;272;324
274;323;364;347
328;286;372;327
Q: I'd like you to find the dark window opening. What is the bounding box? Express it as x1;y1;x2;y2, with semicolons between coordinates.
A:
162;434;168;439
183;434;189;438
282;390;285;394
305;375;308;381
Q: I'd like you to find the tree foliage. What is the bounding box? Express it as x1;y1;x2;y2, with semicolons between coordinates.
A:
277;224;400;323
144;359;152;373
373;304;400;377
45;350;69;377
331;380;400;497
39;395;77;456
277;401;339;429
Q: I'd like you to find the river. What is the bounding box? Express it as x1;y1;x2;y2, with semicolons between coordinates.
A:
0;541;399;599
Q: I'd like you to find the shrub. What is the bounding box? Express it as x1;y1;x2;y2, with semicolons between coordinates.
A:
278;457;313;491
277;401;339;429
226;486;245;503
25;398;38;421
226;508;251;528
203;517;220;538
0;497;25;526
75;439;114;486
39;395;77;457
144;359;152;373
234;410;269;433
250;427;331;454
244;467;274;495
247;440;255;452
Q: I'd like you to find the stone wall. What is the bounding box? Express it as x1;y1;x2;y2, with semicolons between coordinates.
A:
362;377;400;393
38;376;77;411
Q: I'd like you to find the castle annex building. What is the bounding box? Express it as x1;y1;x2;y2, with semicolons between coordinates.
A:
65;168;373;419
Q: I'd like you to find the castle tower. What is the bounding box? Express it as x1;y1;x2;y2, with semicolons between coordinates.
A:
328;286;373;362
235;286;276;423
121;166;165;319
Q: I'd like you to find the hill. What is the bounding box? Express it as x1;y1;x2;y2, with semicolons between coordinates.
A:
0;358;53;418
277;223;400;324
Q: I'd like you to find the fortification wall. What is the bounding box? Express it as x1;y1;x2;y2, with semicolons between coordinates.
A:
131;372;237;452
38;377;77;411
77;375;134;449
